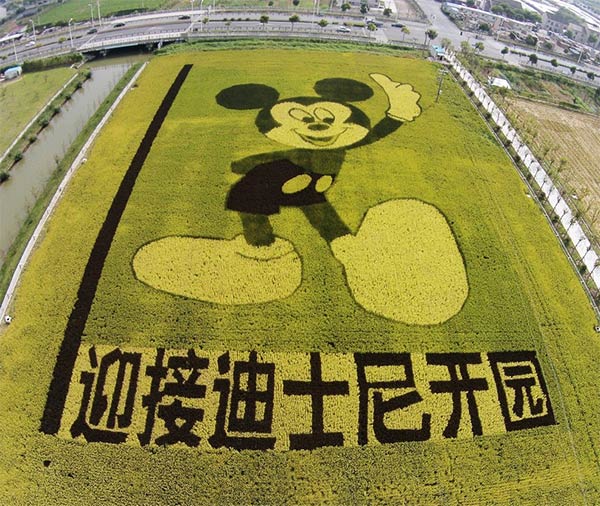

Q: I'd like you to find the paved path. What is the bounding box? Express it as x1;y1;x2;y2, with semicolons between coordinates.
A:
0;63;148;322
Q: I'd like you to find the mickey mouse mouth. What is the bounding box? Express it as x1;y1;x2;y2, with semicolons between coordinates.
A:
296;128;347;146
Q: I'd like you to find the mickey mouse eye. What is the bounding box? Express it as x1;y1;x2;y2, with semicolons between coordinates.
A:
289;108;314;123
314;107;335;124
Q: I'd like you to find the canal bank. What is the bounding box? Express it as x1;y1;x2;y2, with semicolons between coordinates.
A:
0;58;148;310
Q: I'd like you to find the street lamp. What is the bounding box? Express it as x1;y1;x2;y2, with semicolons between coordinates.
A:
11;38;18;63
199;0;205;31
30;19;36;44
88;3;95;26
68;18;74;49
97;0;102;27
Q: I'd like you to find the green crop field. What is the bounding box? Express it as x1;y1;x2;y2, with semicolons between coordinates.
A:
1;48;600;504
37;0;175;25
0;67;76;155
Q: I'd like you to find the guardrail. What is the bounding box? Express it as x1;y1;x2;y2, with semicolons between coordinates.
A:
78;31;185;51
72;26;427;52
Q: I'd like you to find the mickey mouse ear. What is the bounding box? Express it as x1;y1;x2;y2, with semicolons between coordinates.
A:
314;78;374;102
216;84;280;110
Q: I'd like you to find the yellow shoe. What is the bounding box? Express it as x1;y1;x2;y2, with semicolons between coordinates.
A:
133;235;302;305
331;199;468;325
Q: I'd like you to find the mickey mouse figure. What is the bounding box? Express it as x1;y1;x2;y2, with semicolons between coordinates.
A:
134;74;468;325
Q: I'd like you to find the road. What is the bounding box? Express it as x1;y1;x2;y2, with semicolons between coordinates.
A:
1;2;599;83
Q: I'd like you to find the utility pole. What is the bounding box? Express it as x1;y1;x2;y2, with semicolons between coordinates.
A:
89;3;95;26
97;0;102;26
68;18;74;49
11;38;18;63
30;19;36;44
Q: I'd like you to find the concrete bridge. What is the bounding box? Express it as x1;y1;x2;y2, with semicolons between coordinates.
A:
77;30;186;52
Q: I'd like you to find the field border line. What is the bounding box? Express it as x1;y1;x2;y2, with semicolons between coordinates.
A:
0;62;148;322
39;63;193;435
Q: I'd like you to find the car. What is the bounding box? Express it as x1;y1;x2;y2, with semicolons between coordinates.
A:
336;25;352;33
365;18;383;27
113;22;126;28
87;28;98;34
25;40;36;47
391;22;405;28
178;15;191;20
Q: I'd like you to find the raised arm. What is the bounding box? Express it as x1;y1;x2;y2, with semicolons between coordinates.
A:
351;74;422;149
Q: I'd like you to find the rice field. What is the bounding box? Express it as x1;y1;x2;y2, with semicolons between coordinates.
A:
510;97;600;237
0;49;599;504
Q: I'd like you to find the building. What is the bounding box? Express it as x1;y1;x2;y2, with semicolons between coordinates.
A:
430;45;447;60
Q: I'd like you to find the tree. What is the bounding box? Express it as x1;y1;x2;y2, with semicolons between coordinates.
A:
424;28;438;46
589;34;598;45
565;29;574;39
360;1;368;14
293;0;300;5
501;46;509;58
341;2;350;11
587;71;595;80
367;22;377;36
478;22;491;33
550;58;558;67
383;7;392;17
460;40;471;55
474;41;484;53
289;14;300;30
557;158;567;173
441;37;451;49
528;53;538;65
570;65;577;75
260;14;269;29
401;26;410;41
542;41;553;51
318;18;328;30
525;34;537;46
466;0;475;6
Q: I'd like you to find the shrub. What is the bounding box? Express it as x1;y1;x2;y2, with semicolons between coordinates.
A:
0;171;9;183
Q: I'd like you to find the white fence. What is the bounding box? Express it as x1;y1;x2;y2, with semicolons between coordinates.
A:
447;51;600;290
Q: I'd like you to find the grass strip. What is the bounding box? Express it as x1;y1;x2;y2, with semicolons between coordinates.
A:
156;37;423;57
0;68;91;179
0;62;143;303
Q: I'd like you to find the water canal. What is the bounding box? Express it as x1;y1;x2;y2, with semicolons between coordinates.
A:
0;56;145;265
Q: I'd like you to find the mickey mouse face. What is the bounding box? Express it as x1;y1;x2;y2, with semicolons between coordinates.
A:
267;100;369;149
216;78;374;150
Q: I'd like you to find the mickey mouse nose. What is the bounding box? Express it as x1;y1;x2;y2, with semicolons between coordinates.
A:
307;123;329;131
